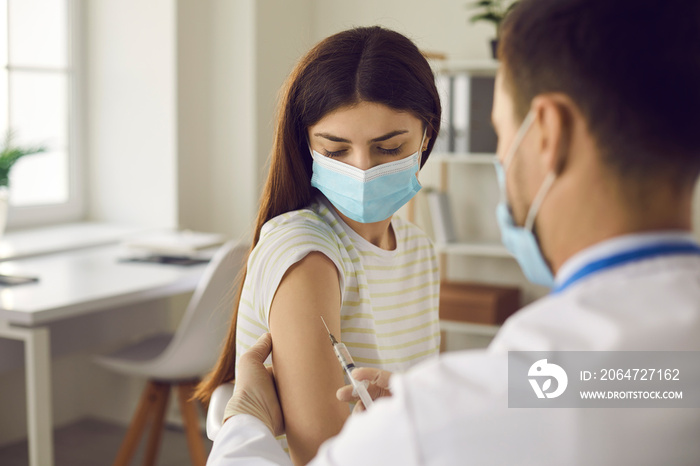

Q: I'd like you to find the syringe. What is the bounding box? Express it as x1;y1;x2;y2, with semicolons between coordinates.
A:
320;316;374;409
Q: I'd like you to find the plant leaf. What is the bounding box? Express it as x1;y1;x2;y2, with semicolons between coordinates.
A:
469;12;502;24
0;129;47;174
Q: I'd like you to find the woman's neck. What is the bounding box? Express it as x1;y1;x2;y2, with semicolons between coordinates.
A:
334;208;396;250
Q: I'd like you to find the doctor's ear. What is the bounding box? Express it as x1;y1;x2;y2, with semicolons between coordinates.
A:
532;95;575;175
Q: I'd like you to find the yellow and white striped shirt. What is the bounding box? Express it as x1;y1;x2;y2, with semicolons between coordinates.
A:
235;195;440;373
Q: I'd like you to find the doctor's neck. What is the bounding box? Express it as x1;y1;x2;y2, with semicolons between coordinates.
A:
537;145;695;276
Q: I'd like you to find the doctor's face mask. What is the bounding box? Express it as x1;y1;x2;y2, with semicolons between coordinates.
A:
494;112;556;287
310;128;427;224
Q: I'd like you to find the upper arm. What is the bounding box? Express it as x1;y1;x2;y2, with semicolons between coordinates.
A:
269;251;349;465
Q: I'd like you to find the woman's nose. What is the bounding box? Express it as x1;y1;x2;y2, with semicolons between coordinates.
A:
345;149;374;171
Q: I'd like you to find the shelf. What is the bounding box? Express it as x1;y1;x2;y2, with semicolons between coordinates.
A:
435;241;511;258
439;319;500;337
431;152;497;165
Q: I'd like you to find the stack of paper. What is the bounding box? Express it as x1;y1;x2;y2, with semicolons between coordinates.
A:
123;230;226;257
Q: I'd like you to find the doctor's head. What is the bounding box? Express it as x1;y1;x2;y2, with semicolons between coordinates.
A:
255;26;441;237
492;0;700;274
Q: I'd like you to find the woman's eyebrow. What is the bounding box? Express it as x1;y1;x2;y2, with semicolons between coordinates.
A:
312;130;409;144
314;133;351;143
369;130;409;143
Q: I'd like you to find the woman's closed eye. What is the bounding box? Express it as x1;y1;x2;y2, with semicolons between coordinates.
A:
320;143;405;158
322;148;347;158
377;145;403;156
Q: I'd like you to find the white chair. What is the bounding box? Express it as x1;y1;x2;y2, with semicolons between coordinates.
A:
95;239;247;466
205;382;235;441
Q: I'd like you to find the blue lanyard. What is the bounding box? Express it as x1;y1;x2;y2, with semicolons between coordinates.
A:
552;242;700;294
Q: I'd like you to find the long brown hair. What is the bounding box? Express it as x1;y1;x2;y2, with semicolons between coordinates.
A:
195;26;441;403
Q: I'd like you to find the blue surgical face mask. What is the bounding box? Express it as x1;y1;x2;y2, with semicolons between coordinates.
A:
494;112;556;287
310;129;427;223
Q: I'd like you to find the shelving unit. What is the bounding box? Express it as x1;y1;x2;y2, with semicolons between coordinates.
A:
432;159;510;278
427;60;506;274
414;60;525;350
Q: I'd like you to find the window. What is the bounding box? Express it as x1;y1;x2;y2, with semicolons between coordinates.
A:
1;0;81;228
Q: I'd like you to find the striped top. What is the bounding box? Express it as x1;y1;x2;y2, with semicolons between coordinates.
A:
235;194;440;373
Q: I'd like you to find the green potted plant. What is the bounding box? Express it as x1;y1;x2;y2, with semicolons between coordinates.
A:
467;0;519;59
0;130;46;235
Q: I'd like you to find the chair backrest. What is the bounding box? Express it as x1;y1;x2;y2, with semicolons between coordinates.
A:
146;239;248;380
206;382;235;440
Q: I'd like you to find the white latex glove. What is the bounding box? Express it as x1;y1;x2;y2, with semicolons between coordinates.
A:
335;367;394;414
223;333;285;436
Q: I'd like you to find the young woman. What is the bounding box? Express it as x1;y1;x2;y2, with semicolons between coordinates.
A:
197;26;442;465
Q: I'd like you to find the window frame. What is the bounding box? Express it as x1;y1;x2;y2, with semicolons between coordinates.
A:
5;0;84;230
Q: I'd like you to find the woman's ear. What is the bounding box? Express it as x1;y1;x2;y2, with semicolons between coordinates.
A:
532;95;574;175
422;126;433;152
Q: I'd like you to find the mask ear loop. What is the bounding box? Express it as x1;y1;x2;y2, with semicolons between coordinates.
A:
416;126;428;165
498;112;535;204
501;111;556;231
524;172;556;231
503;112;536;171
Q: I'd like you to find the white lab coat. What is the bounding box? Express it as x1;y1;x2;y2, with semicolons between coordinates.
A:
207;232;700;465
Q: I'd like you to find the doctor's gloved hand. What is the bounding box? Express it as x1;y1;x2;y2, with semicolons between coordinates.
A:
223;333;285;436
336;367;393;414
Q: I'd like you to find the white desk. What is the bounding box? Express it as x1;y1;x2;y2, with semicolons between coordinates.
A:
0;244;209;466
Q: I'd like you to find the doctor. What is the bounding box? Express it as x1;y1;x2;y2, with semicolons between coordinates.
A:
208;0;700;464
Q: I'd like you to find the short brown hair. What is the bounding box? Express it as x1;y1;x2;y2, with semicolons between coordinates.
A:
499;0;700;181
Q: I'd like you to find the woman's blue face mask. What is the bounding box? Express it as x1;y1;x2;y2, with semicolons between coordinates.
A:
310;129;427;224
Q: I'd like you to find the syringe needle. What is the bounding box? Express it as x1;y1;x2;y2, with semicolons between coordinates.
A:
320;315;331;334
320;316;337;345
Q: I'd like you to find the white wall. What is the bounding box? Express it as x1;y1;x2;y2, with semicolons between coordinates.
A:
176;0;314;240
176;0;259;239
85;0;177;228
313;0;496;60
176;0;214;233
255;0;315;200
